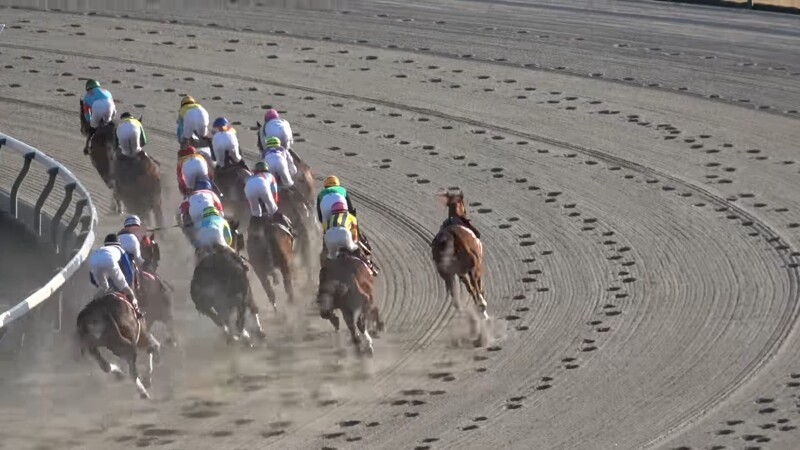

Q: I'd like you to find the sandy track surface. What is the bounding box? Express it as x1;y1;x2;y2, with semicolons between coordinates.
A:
0;1;799;449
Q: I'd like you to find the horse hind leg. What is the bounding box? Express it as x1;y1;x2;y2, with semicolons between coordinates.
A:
246;289;267;340
235;294;254;347
443;273;459;311
356;310;374;357
343;309;362;356
88;345;125;380
126;349;150;400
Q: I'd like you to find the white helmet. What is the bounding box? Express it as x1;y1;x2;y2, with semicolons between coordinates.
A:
124;215;142;228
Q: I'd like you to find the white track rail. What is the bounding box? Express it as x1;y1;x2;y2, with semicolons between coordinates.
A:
0;132;96;330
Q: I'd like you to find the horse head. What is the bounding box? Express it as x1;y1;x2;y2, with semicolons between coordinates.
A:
142;233;160;273
438;190;467;219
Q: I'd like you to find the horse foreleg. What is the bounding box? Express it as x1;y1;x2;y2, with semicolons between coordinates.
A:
88;346;125;380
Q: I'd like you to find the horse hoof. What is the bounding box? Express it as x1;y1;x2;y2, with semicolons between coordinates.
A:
142;377;152;388
254;329;267;340
140;392;150;400
365;346;374;358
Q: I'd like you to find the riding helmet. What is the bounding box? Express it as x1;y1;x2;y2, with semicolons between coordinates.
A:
254;161;269;172
104;233;120;245
85;79;100;91
180;95;196;107
194;179;212;191
265;136;281;148
120;112;132;120
331;202;348;214
264;109;280;122
324;176;340;188
212;117;229;129
124;215;142;228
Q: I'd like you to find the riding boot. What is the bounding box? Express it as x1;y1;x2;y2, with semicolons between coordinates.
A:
83;130;94;155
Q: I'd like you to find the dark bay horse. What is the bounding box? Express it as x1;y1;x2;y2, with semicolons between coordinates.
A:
256;125;319;281
190;245;264;345
119;228;176;346
80;100;115;189
431;191;488;319
316;255;384;357
76;292;161;399
215;161;251;226
110;120;164;228
246;214;295;309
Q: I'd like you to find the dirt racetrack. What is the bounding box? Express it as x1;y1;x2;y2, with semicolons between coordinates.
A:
0;0;799;449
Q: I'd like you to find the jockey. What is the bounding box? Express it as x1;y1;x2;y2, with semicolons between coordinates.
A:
211;117;244;168
260;109;293;150
118;215;157;269
118;221;145;267
316;175;355;224
261;136;298;188
194;207;247;270
180;179;224;228
176;96;210;146
88;233;142;318
244;161;279;218
194;207;232;251
82;79;116;151
323;202;378;276
261;136;309;211
116;112;148;158
176;145;211;197
245;161;293;231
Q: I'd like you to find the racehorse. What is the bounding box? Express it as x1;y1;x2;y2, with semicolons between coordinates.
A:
80;100;115;189
431;191;488;319
246;214;295;309
257;127;318;280
76;292;161;399
110;121;165;228
136;269;177;347
316;255;384;357
189;229;265;345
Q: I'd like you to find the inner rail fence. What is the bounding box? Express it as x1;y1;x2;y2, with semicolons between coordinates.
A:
0;132;96;356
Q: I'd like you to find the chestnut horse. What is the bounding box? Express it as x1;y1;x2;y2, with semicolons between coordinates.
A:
111;135;165;228
316;255;384;357
431;191;488;319
76;292;161;399
246;214;295;309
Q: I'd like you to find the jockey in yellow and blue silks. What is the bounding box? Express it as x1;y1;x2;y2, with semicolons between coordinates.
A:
176;96;210;145
194;206;232;252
